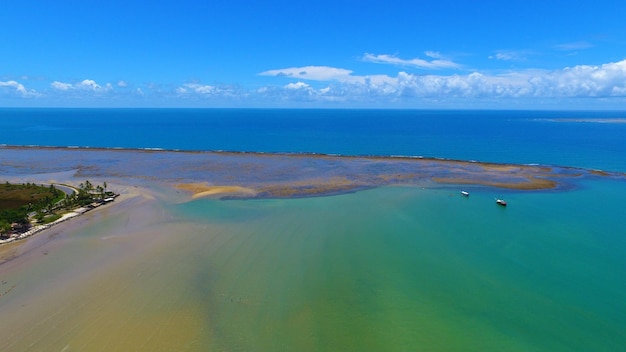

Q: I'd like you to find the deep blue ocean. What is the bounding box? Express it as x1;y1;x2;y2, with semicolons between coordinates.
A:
1;108;626;172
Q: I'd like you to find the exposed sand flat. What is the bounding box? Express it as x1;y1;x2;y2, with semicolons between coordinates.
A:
176;183;257;199
430;162;560;190
256;177;360;198
432;176;558;190
480;164;523;172
0;145;619;201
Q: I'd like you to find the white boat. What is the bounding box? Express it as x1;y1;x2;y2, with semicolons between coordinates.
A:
460;191;469;197
496;199;507;206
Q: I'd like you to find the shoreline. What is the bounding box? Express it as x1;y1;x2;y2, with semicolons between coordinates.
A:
0;200;118;246
0;183;128;247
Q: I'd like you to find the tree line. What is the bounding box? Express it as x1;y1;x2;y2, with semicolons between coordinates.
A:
1;181;112;236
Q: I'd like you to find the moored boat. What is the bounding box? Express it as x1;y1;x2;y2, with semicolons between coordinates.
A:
461;191;469;197
496;199;507;206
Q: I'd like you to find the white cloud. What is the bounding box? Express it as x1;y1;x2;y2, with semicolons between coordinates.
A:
77;79;102;91
362;52;460;69
184;83;216;94
285;82;311;90
51;81;73;90
0;80;40;97
117;80;128;87
531;60;626;97
258;59;626;102
260;66;363;82
8;58;626;106
176;83;242;99
425;51;444;59
51;79;112;92
488;50;527;61
555;41;593;51
492;53;514;61
259;66;402;88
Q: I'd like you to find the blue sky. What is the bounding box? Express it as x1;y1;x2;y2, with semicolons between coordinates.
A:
2;0;626;109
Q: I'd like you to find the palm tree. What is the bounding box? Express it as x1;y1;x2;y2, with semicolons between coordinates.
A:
96;185;104;199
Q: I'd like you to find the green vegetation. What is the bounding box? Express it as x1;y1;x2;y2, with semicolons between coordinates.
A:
1;182;64;235
62;180;114;208
40;214;62;224
1;180;114;238
0;182;64;210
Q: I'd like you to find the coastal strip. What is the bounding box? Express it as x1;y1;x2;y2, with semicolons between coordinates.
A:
0;181;119;246
0;211;82;245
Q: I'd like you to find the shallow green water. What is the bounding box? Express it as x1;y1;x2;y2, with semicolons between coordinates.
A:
170;181;626;351
1;180;625;351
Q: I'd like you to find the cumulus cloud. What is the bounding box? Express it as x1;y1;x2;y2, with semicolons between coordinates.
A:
51;81;73;90
51;79;112;92
7;58;626;106
531;60;626;97
258;59;626;102
362;52;460;69
259;66;401;88
0;80;40;97
260;66;363;82
285;82;311;90
77;79;102;91
186;83;218;94
257;82;349;103
176;83;242;99
117;80;128;87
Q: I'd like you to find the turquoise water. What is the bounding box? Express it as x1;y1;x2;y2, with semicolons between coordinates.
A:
167;181;626;351
1;108;625;350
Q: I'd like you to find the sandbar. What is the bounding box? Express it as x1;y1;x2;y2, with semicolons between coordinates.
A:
0;146;620;201
176;183;257;199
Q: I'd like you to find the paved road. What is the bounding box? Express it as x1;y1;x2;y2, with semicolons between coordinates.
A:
32;183;77;197
51;184;77;197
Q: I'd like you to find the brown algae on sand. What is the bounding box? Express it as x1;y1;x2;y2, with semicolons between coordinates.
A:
430;162;559;190
0;146;615;199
